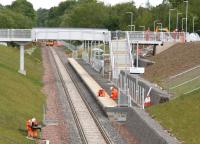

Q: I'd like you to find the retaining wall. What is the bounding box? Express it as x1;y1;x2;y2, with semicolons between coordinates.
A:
126;107;180;144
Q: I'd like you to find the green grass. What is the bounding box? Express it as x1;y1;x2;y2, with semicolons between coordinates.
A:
148;90;200;144
170;77;200;96
0;45;45;144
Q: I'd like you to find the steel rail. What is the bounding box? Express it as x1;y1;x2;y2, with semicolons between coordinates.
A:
49;48;88;144
55;48;113;144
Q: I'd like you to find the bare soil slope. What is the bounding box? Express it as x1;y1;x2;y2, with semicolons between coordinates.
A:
143;42;200;83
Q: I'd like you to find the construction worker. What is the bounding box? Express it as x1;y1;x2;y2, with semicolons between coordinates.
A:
98;88;105;97
110;87;118;100
145;27;150;41
26;118;41;139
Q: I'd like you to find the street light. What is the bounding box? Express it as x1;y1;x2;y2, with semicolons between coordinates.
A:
157;23;163;32
154;20;159;32
184;1;188;33
176;12;182;30
126;12;133;31
193;16;197;33
139;26;145;31
128;25;135;31
182;18;186;31
169;9;176;32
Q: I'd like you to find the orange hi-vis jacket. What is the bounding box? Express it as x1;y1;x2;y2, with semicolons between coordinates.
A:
26;119;38;138
98;89;105;97
111;88;118;100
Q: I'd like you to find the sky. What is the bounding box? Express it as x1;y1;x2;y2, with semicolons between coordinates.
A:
0;0;163;10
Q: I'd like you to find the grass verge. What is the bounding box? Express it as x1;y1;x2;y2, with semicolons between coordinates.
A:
148;90;200;144
0;45;45;144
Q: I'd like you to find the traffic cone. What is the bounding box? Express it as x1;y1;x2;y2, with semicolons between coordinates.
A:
144;95;152;107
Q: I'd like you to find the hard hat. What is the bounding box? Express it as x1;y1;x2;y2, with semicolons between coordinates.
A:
110;86;113;90
32;118;36;122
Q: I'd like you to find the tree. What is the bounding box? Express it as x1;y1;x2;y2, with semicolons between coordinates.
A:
0;8;33;28
10;0;36;21
36;9;49;27
111;2;137;30
60;2;108;28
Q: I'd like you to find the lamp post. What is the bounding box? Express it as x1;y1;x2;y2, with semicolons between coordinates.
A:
176;12;182;31
184;1;188;34
157;23;162;32
128;25;135;31
182;18;186;31
169;9;176;32
154;20;159;32
139;26;145;31
157;23;163;40
126;12;133;31
193;16;197;33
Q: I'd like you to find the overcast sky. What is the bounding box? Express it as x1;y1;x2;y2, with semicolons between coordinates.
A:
0;0;163;10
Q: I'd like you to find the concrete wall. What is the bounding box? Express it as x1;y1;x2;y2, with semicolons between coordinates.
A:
126;107;180;144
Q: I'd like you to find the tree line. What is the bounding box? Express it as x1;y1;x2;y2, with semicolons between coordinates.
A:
0;0;199;33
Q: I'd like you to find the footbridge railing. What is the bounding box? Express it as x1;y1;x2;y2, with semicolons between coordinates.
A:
0;29;32;42
128;31;185;43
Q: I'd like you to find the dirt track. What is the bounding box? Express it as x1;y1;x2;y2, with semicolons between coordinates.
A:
143;42;200;83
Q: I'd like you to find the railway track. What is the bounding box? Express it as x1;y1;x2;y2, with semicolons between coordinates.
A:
50;47;113;144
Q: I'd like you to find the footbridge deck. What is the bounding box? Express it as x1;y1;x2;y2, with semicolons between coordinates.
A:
0;28;110;42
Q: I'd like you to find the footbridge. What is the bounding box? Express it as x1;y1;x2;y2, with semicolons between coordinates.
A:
0;28;184;76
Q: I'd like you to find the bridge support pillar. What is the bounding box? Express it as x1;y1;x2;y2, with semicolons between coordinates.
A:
18;44;26;75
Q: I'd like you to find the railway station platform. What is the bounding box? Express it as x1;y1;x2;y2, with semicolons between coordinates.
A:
68;58;130;121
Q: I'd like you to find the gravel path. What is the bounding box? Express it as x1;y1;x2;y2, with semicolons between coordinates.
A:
41;46;69;144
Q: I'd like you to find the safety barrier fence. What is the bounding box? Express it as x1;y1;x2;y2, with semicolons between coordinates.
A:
119;71;169;109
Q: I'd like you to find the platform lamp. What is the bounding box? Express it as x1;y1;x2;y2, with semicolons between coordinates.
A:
157;23;163;32
128;25;135;31
126;12;133;31
184;1;189;34
139;26;145;31
182;18;186;31
193;16;197;33
154;20;159;32
176;12;182;31
169;9;176;32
